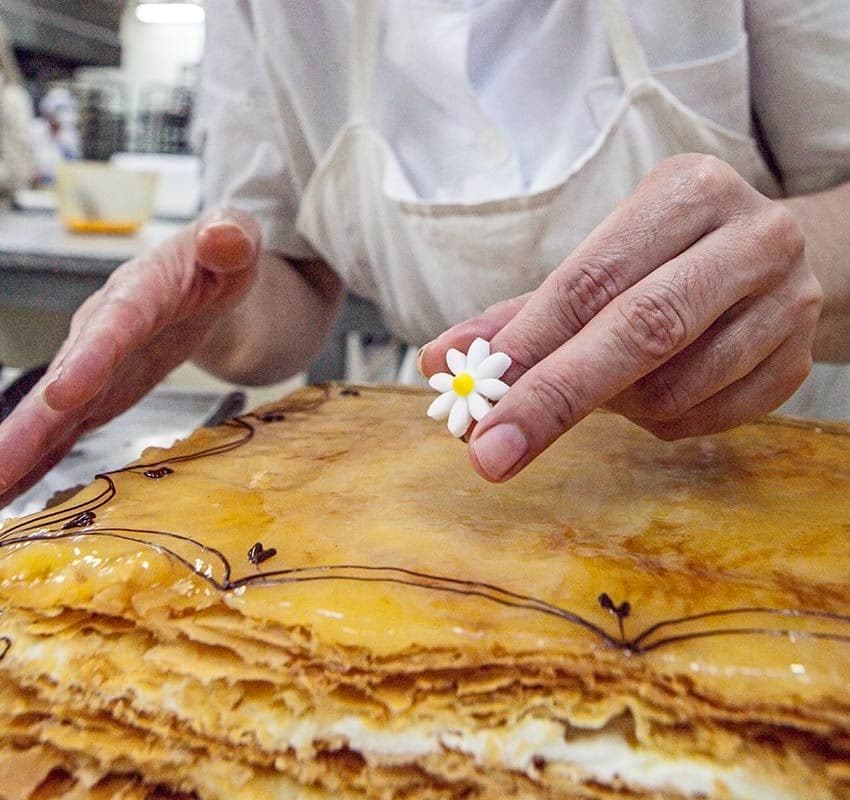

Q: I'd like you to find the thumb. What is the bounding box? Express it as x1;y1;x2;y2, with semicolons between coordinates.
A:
195;208;261;274
418;293;531;378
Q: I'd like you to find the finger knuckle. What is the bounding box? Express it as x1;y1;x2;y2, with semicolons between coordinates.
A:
500;323;539;375
527;372;586;432
799;275;824;316
685;154;735;200
774;275;822;330
756;205;806;272
105;294;153;339
771;205;806;260
769;274;823;327
550;255;623;331
796;283;824;327
615;289;690;362
650;153;709;183
658;153;733;205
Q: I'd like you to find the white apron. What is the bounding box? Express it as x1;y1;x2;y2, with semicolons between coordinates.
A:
292;0;847;419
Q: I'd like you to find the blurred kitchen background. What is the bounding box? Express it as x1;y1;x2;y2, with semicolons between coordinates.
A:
0;0;397;402
2;1;216;372
0;1;204;367
2;0;382;408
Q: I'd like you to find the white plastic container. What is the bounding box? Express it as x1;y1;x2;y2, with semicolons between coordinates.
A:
111;152;201;220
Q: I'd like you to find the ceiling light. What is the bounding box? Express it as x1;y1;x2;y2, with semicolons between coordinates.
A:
135;2;205;25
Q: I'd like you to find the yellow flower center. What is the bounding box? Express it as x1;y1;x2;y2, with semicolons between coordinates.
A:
452;372;475;397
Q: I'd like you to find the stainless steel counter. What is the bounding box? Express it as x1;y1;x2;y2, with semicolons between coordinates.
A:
0;211;183;312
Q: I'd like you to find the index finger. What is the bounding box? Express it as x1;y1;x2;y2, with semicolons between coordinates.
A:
420;154;757;384
467;223;767;482
0;378;80;505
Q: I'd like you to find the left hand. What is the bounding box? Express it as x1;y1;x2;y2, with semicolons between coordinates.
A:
419;154;823;482
0;210;261;507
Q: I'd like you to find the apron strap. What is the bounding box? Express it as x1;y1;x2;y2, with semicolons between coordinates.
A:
600;0;652;89
351;0;379;122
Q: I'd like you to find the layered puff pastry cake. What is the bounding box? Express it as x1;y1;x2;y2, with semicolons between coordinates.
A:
1;384;849;800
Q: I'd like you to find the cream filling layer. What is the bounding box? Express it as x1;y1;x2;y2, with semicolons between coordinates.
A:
277;715;806;800
5;637;813;800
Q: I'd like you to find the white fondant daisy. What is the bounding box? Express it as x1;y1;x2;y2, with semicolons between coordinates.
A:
427;337;512;438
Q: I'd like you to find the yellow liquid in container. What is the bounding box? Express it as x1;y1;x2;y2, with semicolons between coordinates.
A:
65;218;143;235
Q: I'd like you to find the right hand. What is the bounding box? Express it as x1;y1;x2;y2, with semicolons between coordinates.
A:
0;209;261;508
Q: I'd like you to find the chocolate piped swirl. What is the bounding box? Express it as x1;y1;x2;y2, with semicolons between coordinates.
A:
2;396;850;660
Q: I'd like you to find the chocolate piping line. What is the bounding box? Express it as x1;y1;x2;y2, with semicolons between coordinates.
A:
631;606;850;650
3;523;850;656
0;527;618;648
2;407;850;657
0;482;115;539
0;419;254;541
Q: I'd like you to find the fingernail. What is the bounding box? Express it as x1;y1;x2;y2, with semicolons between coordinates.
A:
41;365;63;407
199;220;253;271
470;424;528;481
203;217;247;236
416;344;429;376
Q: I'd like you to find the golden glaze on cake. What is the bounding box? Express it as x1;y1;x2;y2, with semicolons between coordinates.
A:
1;384;849;799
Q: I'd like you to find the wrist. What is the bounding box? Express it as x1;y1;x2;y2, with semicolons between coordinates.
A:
194;252;343;385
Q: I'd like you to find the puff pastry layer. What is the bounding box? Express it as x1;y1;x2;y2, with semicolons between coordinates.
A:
1;385;849;799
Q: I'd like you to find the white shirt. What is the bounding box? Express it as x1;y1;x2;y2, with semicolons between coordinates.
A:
197;0;850;261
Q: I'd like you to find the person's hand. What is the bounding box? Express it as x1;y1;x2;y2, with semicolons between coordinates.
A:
0;209;261;507
420;154;823;482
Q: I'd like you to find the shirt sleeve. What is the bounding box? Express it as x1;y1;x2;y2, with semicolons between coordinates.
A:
746;0;850;196
196;0;316;259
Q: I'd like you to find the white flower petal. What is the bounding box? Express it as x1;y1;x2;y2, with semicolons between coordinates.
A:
465;338;491;372
427;391;456;420
476;351;512;380
447;396;472;438
467;391;492;422
476;378;510;402
428;372;454;393
446;348;467;376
